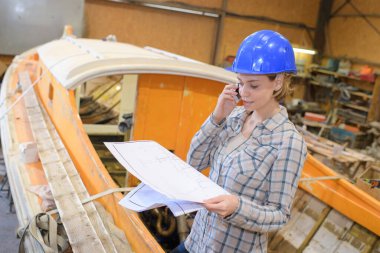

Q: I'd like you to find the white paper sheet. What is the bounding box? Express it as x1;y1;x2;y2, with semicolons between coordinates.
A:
119;183;203;216
105;141;229;206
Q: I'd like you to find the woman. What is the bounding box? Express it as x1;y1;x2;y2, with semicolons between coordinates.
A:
174;30;307;253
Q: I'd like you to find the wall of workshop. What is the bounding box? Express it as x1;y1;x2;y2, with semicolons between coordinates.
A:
84;0;318;66
2;0;379;71
219;0;319;65
327;0;380;71
85;0;219;63
0;55;14;66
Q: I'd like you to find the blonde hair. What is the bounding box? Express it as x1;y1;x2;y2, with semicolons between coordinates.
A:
268;73;293;101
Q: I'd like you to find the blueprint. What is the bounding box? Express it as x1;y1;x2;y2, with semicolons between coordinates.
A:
105;141;229;214
119;183;203;216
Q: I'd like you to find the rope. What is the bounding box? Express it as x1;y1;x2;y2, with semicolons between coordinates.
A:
0;68;46;120
18;213;69;253
19;187;135;252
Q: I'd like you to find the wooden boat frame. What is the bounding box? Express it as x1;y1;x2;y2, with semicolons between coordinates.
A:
1;35;379;252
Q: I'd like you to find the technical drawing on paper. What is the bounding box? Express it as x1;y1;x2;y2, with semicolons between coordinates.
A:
105;141;228;203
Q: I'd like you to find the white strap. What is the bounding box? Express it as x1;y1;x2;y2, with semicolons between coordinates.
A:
47;187;135;215
19;213;68;253
299;175;346;182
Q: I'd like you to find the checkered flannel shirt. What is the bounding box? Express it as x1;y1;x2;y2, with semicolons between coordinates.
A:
184;106;307;253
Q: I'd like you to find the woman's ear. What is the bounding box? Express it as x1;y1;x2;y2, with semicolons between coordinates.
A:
274;74;284;91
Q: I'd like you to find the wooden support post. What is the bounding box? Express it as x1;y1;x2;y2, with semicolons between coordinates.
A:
368;76;380;122
313;0;334;63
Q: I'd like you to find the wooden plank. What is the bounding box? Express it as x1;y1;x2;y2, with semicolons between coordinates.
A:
338;102;369;113
298;126;374;164
94;202;133;253
36;64;164;253
303;210;355;252
19;71;107;253
1;63;45;252
350;91;372;100
336;223;378;253
269;189;330;252
43;101;134;252
370;239;380;253
297;205;331;252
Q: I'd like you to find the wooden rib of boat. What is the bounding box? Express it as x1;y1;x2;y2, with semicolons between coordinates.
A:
0;30;379;252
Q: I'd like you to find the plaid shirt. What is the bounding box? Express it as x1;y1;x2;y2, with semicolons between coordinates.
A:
184;106;307;253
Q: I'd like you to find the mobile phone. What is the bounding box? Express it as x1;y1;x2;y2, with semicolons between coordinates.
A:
234;85;241;102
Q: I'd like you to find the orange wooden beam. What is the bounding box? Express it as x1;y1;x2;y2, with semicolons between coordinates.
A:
300;155;380;236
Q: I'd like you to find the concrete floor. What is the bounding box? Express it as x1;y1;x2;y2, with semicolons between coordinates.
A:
0;150;20;252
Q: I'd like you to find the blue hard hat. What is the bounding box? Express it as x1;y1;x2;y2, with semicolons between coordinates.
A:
228;30;297;74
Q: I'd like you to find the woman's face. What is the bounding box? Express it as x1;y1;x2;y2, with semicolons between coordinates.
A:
237;73;281;112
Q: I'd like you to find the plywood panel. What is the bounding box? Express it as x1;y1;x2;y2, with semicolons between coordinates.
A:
85;0;217;63
133;74;185;151
131;75;223;184
217;17;314;65
332;0;380;14
0;55;13;65
327;0;380;67
175;77;224;160
227;0;319;28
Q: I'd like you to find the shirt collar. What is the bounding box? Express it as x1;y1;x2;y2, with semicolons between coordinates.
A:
229;105;288;132
260;105;288;131
229;108;249;132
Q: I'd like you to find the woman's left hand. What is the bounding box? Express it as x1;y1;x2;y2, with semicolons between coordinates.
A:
203;195;239;218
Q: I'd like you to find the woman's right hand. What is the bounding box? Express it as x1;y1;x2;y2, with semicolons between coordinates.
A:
212;83;239;124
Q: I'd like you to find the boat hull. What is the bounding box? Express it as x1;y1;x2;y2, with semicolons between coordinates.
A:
1;37;379;252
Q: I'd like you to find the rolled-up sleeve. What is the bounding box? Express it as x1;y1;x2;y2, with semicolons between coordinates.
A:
225;133;307;232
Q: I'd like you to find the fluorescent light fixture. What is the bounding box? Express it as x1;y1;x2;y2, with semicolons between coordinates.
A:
293;47;317;55
141;3;219;18
204;12;219;18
